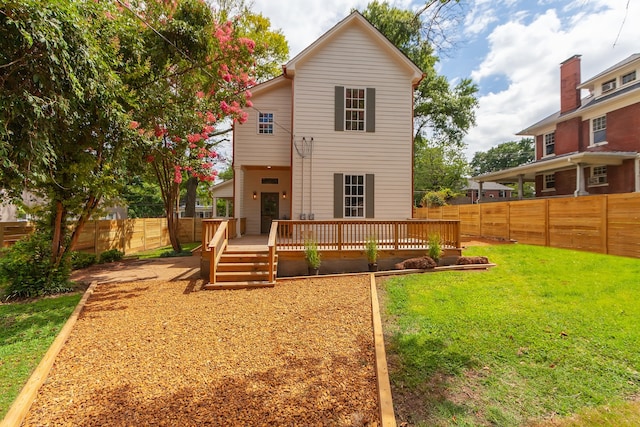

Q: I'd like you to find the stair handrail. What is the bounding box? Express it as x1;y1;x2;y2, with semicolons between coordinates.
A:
208;220;229;284
267;221;278;283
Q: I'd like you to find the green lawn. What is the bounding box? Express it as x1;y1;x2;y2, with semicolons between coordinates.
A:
382;244;640;426
0;294;82;418
135;242;200;259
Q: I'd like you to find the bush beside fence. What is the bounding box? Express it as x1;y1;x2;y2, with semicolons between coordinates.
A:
414;192;640;259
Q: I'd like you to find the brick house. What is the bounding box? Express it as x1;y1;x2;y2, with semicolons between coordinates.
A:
474;54;640;199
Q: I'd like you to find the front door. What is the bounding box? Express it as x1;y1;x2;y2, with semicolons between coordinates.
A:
260;192;279;234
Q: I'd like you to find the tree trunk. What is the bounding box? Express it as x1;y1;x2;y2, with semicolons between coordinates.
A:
51;200;66;267
166;181;182;253
68;194;100;256
183;175;198;218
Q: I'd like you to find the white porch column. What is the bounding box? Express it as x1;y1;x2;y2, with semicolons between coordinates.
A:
574;163;589;197
518;175;524;200
478;182;483;203
233;167;242;237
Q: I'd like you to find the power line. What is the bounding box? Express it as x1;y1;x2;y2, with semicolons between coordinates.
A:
613;0;631;48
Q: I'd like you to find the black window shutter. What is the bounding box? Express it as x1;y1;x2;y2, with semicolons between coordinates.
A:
335;86;344;131
365;174;374;218
366;88;375;133
334;173;344;218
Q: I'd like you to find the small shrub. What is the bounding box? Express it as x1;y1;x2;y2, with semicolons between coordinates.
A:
99;249;124;263
70;251;98;270
304;239;321;269
427;233;443;261
365;236;378;264
0;232;71;300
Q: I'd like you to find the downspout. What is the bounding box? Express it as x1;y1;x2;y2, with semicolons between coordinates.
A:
309;138;314;219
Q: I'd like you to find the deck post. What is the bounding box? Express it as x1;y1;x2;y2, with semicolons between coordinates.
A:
394;223;399;250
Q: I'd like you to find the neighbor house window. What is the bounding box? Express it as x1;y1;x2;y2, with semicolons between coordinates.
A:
499;190;507;198
544;132;555;156
544;173;555;190
601;79;616;93
622;70;636;85
589;166;608;185
344;174;365;217
258;112;274;134
334;86;375;132
592;115;607;144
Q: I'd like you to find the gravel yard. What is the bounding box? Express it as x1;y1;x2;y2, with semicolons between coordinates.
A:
22;276;379;426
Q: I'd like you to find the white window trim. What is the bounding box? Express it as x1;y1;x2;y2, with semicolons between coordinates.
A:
621;70;637;86
588;165;609;187
542;173;556;192
343;174;365;218
257;112;274;135
589;115;608;147
543;132;556;158
344;87;366;132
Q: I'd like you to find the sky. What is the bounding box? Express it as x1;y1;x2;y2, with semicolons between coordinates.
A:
250;0;640;159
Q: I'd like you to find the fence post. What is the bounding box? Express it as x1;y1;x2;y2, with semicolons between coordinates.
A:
544;199;550;247
602;195;609;254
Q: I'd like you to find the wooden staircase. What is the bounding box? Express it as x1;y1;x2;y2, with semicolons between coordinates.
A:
203;247;277;290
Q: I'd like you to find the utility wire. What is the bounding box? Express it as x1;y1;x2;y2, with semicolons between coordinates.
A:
613;0;631;48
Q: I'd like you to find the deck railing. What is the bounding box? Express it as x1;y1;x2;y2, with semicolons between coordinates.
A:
207;220;229;284
275;220;460;251
267;221;278;283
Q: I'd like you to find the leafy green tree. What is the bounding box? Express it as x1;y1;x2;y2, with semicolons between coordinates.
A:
470;138;535;175
360;1;478;196
413;135;468;204
1;0;139;271
120;0;258;251
122;178;165;218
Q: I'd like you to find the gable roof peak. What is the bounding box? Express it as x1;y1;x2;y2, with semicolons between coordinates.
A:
283;10;423;84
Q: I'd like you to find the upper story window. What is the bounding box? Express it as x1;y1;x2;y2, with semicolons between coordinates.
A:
622;70;637;85
601;79;616;93
589;165;608;186
544;132;555;156
592;115;607;145
345;88;366;131
544;173;555;190
334;86;375;132
344;174;365;217
258;112;274;134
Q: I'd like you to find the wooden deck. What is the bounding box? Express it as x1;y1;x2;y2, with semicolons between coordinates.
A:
200;219;462;289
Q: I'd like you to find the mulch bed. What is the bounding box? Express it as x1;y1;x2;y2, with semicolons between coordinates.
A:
22;276;379;426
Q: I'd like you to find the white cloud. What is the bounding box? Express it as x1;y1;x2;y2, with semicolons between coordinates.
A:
464;0;640;158
252;0;371;58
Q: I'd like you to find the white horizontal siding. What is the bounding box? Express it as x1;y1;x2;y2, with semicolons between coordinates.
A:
235;82;292;167
291;23;414;220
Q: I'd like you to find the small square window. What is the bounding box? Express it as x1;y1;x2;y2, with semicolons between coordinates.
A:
601;79;616;93
258;112;274;134
544;173;555;190
589;166;608;185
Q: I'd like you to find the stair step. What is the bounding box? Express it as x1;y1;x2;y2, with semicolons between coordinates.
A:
220;253;271;263
217;262;271;272
203;281;275;290
216;271;270;282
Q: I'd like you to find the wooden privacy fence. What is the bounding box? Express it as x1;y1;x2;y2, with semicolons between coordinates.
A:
0;218;205;255
275;220;461;251
414;192;640;258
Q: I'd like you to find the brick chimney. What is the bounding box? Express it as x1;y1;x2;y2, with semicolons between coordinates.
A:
560;55;582;114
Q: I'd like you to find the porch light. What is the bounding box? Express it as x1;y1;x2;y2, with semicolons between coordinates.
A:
252;191;257;200
282;191;287;199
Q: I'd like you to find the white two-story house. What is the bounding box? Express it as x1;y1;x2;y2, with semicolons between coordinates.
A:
218;11;423;235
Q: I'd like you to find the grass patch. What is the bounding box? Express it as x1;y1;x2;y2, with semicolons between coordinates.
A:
382;244;640;426
0;294;82;418
135;242;200;259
